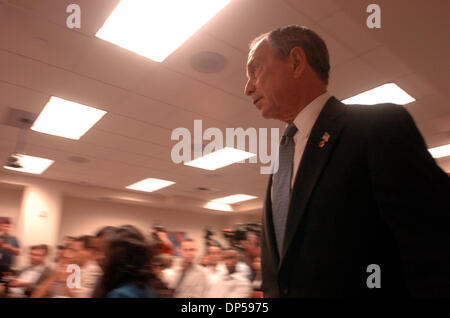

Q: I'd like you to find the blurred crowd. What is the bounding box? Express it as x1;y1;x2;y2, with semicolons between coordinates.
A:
0;219;262;298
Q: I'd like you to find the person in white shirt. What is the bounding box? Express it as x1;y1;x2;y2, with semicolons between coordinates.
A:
70;235;102;298
208;248;252;298
5;244;52;298
172;238;209;298
206;246;227;284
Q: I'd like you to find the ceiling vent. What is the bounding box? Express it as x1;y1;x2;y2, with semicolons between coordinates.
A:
2;108;37;129
67;156;89;164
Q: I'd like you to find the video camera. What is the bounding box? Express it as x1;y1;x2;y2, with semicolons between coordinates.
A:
151;224;166;241
222;223;262;249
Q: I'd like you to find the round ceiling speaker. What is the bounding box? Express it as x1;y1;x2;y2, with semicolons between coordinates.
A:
190;51;227;73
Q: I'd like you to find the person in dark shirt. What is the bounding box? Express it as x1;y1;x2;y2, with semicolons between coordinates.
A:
0;219;20;280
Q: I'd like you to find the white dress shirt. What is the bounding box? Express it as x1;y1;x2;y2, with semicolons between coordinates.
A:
291;92;331;187
8;264;46;297
271;92;331;197
71;260;103;298
172;264;210;298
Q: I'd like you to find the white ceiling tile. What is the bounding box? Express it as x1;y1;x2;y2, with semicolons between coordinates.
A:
74;38;158;90
0;82;50;113
406;94;449;123
416;113;450;136
205;0;315;52
113;138;172;162
94;113;172;146
108;93;179;125
328;58;385;101
311;25;357;67
0;123;20;142
81;129;130;150
283;0;341;22
191;89;250;122
133;65;212;110
222;71;249;100
395;73;439;100
425;131;450;149
360;46;413;79
435;157;450;173
51;71;128;112
318;11;381;55
0;50;66;94
0;2;90;71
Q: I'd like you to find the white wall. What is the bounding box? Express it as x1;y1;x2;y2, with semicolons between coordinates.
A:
59;196;252;256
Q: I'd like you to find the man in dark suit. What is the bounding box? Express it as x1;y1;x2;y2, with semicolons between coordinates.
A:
244;25;450;297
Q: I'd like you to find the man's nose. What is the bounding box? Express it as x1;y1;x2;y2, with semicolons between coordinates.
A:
244;79;255;97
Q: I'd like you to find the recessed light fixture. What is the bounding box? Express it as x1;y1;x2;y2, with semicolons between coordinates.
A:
126;178;175;192
428;144;450;159
185;147;256;170
3;154;54;174
212;194;257;204
31;96;107;140
342;83;415;105
204;202;232;212
96;0;231;62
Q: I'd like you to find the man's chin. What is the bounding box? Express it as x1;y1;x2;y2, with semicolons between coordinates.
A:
260;109;273;120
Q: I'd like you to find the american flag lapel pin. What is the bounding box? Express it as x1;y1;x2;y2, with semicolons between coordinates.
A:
319;132;331;148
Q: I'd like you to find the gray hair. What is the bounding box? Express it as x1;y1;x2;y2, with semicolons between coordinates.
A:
250;25;330;85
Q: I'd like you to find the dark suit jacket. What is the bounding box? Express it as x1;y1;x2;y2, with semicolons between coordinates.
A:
261;96;450;297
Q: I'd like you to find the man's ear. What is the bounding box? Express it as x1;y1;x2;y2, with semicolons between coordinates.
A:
289;46;307;79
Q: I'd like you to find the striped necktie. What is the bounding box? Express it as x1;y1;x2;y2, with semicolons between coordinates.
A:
272;122;298;253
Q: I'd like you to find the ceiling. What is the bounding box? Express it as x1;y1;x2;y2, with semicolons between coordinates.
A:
0;0;448;215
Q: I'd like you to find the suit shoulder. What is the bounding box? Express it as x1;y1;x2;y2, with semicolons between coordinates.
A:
344;102;407;117
343;102;413;130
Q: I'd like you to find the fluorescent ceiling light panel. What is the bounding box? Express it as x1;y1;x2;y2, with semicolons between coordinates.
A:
185;147;256;170
96;0;231;62
204;202;232;212
342;83;415;105
3;154;54;174
31;97;107;140
212;194;258;204
126;178;175;192
428;144;450;159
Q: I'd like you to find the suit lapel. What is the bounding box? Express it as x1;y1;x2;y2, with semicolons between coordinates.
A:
263;175;280;265
280;97;347;264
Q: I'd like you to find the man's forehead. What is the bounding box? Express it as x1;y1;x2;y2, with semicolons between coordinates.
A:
247;37;268;63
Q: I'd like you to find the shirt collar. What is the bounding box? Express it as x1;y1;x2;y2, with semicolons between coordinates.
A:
292;91;331;137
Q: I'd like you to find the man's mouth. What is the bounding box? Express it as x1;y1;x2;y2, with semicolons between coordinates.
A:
253;97;262;106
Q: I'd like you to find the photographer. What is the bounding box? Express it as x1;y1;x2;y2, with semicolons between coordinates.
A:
204;229;222;249
241;231;261;268
149;225;173;255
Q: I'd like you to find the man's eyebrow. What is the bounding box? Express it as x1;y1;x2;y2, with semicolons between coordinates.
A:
247;59;257;71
